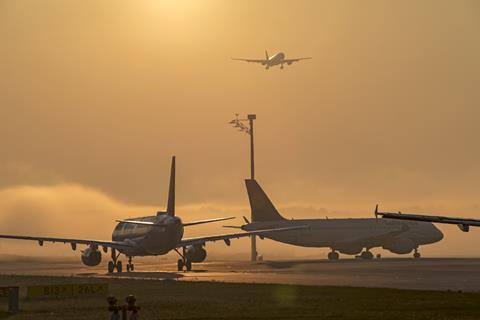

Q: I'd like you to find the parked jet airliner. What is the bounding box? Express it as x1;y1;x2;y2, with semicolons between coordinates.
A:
225;180;443;259
232;50;311;69
0;158;301;273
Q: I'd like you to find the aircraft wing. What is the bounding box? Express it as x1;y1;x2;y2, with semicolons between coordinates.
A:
117;217;235;227
231;58;266;64
182;217;235;227
283;57;312;64
177;226;306;248
116;220;160;227
375;207;480;232
0;234;132;250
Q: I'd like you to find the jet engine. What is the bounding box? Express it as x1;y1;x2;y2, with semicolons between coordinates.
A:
81;246;102;266
383;238;415;254
185;244;207;263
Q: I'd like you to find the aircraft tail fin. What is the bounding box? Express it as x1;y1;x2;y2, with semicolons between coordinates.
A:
166;156;175;216
265;50;269;61
245;179;286;222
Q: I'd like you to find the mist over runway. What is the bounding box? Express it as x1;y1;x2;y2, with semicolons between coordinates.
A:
1;257;480;292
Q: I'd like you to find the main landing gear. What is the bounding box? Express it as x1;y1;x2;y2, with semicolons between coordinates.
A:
108;249;123;273
126;256;135;272
413;248;421;259
359;250;374;260
328;250;339;260
175;247;192;272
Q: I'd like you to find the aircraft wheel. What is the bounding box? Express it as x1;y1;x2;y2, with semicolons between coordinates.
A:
177;259;184;271
185;260;192;271
108;261;115;273
116;261;123;273
414;252;421;259
361;251;374;260
328;251;339;260
127;264;130;272
131;264;135;271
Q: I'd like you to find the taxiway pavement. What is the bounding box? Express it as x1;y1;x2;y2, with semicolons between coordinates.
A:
1;258;479;292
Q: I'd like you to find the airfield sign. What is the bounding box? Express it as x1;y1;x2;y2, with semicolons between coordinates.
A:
0;287;10;298
0;287;19;312
27;283;108;299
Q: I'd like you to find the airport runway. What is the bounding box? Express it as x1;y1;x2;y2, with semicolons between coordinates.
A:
1;257;480;292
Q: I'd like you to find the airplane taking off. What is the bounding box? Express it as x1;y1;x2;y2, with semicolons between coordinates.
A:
0;157;302;273
225;179;443;260
232;50;311;69
375;205;480;233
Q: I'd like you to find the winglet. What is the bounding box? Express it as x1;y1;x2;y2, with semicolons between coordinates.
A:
265;50;269;61
374;204;379;219
166;156;175;216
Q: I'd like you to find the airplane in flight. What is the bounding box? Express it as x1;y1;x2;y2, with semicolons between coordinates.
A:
375;205;480;233
224;179;443;260
0;157;302;273
232;50;312;69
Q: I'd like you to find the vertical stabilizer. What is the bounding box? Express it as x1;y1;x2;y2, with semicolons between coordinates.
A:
166;156;175;216
245;179;286;222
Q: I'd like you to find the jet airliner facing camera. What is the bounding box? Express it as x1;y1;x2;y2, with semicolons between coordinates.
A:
232;50;311;69
0;157;302;273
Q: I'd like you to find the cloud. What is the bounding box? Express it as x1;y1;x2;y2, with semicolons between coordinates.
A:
0;184;479;259
0;184;151;256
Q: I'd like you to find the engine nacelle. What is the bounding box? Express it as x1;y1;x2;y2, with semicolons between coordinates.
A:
81;246;102;266
337;246;363;255
383;238;415;254
185;244;207;263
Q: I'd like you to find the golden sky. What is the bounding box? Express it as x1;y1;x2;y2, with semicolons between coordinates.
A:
0;0;479;258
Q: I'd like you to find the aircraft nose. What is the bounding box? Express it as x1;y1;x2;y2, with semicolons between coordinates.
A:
432;224;444;242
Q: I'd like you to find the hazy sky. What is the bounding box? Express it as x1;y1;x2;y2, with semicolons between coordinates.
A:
0;0;479;258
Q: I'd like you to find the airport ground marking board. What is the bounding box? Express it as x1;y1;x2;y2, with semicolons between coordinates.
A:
0;287;10;298
27;283;108;299
0;287;20;312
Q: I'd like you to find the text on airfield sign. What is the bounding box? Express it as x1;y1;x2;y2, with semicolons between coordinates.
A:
27;283;108;298
0;287;11;298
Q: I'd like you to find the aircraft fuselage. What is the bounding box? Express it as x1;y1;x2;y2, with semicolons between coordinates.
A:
243;218;443;255
266;52;286;66
112;213;184;256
